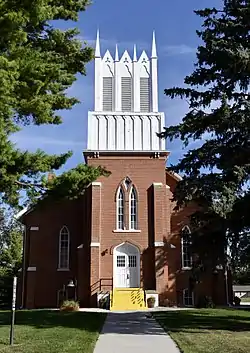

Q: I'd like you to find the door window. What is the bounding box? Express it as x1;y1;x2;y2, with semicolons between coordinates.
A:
128;255;137;268
117;255;126;267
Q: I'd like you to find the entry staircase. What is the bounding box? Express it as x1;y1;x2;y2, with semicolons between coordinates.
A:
110;288;146;311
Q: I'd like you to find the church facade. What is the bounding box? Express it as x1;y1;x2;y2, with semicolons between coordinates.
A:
17;32;230;309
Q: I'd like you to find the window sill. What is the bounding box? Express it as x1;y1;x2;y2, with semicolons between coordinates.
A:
182;267;192;271
57;268;70;272
113;229;141;233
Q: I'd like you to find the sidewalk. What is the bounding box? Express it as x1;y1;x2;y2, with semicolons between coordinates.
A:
93;311;180;353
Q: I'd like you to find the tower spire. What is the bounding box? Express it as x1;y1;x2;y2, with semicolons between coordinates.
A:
115;44;119;62
95;29;101;58
133;44;137;62
151;31;157;59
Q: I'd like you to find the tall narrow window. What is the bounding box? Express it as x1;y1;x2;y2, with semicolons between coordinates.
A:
181;226;192;268
140;77;150;112
130;187;137;229
117;188;125;230
103;77;113;111
58;226;70;269
121;77;132;111
183;288;194;306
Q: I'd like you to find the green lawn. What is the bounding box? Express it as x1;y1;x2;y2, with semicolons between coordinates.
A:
154;308;250;353
0;310;106;353
241;297;250;303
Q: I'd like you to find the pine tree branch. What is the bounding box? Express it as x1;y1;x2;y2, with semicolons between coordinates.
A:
15;180;46;190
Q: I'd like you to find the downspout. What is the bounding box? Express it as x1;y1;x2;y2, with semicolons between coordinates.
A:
21;224;27;309
225;264;229;306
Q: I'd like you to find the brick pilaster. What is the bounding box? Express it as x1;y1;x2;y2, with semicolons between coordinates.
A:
90;182;101;305
153;183;166;298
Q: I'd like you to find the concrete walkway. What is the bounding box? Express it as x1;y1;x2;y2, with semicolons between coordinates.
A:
93;311;180;353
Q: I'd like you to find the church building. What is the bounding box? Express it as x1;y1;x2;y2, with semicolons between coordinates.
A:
17;32;230;309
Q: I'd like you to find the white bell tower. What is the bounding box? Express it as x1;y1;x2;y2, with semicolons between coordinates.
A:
87;31;165;152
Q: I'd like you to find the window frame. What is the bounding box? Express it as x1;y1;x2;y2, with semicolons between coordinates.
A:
116;187;125;230
183;288;194;307
129;186;138;230
181;225;192;269
58;226;70;270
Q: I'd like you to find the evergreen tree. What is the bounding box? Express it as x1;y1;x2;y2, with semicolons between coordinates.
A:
0;0;108;207
160;1;250;267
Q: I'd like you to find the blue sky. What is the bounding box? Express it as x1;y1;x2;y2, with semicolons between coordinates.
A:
11;0;221;172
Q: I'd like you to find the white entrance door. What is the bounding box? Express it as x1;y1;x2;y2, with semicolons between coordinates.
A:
114;243;140;288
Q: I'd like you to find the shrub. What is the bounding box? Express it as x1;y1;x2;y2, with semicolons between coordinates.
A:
99;295;110;309
196;295;215;308
233;296;241;306
60;300;79;312
147;296;156;308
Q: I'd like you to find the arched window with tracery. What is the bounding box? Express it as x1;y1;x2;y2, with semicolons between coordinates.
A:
117;187;125;230
130;186;138;230
58;226;70;269
181;225;192;268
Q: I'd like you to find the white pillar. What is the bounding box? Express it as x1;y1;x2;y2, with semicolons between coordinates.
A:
114;44;121;111
133;45;140;112
94;30;102;111
151;31;158;112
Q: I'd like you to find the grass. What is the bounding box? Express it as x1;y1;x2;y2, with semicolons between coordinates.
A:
241;297;250;303
154;308;250;353
0;310;106;353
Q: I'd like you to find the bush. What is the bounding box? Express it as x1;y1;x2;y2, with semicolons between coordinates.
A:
60;300;79;312
147;296;156;308
99;295;110;309
196;295;215;308
233;296;241;306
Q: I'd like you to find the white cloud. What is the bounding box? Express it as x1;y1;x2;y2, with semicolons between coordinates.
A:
162;44;196;56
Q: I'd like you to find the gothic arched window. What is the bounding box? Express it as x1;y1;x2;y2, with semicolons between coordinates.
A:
181;226;192;268
130;186;138;230
117;187;125;230
58;226;70;269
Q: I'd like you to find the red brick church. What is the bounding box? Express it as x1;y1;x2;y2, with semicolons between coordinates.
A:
16;32;230;309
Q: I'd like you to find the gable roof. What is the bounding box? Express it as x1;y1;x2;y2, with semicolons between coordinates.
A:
165;169;183;181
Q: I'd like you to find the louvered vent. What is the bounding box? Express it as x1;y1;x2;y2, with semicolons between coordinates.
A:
140;78;150;112
121;77;132;112
103;77;113;111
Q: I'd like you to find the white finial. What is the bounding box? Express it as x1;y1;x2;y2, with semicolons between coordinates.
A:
115;44;119;62
151;31;157;58
95;29;101;58
133;44;137;62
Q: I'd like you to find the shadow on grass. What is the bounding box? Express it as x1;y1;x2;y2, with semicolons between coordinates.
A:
0;310;106;333
154;309;250;333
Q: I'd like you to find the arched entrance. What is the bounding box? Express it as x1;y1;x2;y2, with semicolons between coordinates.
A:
113;242;140;288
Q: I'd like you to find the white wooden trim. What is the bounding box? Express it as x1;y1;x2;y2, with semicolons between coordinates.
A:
92;182;102;186
153;182;163;187
27;267;36;271
166;184;170;189
90;242;100;247
30;226;39;231
113;229;141;233
154;241;164;247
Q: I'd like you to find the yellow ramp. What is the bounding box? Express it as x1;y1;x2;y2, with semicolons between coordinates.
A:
110;288;146;311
